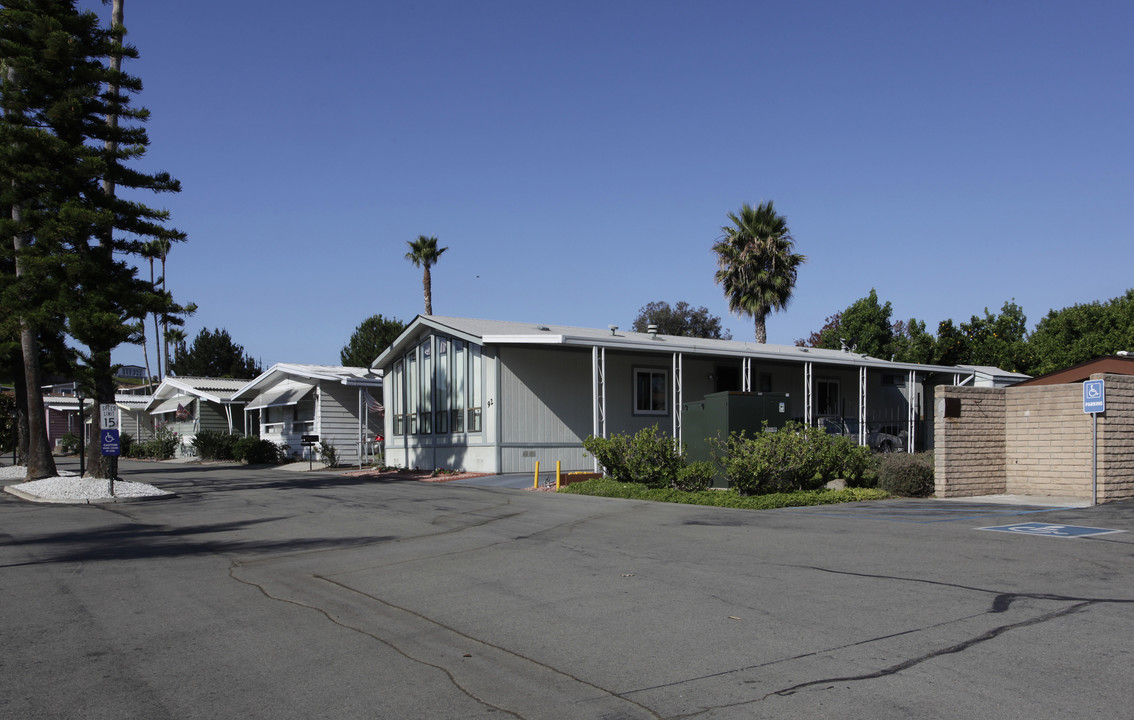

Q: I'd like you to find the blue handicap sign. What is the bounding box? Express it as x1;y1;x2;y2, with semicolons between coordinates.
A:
1083;380;1105;413
978;521;1124;538
100;428;120;457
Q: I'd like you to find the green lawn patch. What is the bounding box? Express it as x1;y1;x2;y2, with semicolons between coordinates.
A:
558;478;891;509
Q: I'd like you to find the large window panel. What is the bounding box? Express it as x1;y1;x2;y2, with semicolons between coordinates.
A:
392;360;405;435
435;340;449;434
452;340;465;433
419;340;432;434
468;343;482;433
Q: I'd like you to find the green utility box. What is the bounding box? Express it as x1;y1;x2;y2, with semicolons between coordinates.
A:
681;391;792;488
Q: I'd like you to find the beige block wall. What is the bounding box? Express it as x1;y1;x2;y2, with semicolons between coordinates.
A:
1005;384;1092;498
934;386;1006;497
936;373;1134;503
1098;374;1134;502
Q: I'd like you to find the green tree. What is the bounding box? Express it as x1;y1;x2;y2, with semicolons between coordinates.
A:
405;235;447;315
959;301;1033;372
891;318;936;364
934;319;969;366
169;328;262;379
1028;290;1134;375
797;289;897;359
713;201;805;343
340;314;407;367
631;301;732;339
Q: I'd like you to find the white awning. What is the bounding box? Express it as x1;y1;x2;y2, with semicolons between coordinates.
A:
244;383;314;411
149;397;185;415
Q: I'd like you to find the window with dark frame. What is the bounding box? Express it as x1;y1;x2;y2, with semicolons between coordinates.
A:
634;367;668;415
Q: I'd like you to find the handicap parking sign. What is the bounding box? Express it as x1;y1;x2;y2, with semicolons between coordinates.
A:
100;429;120;457
1083;380;1105;413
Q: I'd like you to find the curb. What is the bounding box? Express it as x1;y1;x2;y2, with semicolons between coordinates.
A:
2;484;177;505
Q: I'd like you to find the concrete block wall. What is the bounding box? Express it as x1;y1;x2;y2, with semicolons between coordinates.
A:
1005;384;1091;498
934;386;1006;497
1098;373;1134;502
936;373;1134;503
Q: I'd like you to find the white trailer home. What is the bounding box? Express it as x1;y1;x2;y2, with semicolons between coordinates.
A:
373;315;997;474
231;364;383;466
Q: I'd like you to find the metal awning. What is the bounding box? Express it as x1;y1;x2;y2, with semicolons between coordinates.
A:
243;383;314;411
149;397;186;415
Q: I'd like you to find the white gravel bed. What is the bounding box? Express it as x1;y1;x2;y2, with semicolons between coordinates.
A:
1;465;170;500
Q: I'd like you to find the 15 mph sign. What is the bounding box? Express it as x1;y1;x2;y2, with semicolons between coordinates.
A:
100;403;118;429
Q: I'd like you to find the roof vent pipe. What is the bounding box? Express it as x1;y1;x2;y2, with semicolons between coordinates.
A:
648;324;658;336
609;325;618;336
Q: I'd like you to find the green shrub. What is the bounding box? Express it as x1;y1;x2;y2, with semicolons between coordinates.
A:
59;432;79;454
191;430;240;461
120;432;134;456
711;422;825;495
583;425;684;489
877;452;935;497
121;423;178;460
828;434;875;484
674;461;715;492
232;436;286;465
317;440;338;468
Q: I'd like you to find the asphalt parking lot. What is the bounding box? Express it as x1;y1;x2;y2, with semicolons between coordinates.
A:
2;459;1132;720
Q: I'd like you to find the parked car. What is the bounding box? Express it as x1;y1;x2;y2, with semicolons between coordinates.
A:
818;416;905;453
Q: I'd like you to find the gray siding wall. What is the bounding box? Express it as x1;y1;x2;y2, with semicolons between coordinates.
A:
497;346;592;473
318;383;367;465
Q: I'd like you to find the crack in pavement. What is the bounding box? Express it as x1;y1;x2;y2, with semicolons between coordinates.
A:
229;563;663;720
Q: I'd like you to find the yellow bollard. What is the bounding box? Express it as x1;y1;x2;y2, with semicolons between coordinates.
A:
556;461;561;490
533;461;540;489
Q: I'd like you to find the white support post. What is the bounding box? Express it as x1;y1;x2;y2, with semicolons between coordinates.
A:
908;370;917;453
672;353;683;446
858;366;867;447
358;388;365;468
742;358;752;392
804;362;813;425
592;347;606;472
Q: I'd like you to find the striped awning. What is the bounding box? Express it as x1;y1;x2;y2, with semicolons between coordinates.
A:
244;383;314;411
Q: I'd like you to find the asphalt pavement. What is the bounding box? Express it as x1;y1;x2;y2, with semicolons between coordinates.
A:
2;458;1131;719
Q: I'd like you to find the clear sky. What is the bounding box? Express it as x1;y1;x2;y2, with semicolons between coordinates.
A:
82;0;1133;371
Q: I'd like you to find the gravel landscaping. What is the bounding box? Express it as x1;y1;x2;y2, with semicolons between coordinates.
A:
0;464;171;502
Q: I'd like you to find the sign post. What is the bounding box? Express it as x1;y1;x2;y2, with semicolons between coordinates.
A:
1083;380;1105;505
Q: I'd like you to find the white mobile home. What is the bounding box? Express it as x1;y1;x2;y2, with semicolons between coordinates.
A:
145;377;247;457
373;316;999;474
232;364;383;466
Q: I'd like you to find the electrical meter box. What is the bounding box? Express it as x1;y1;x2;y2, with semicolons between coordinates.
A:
681;391;792;488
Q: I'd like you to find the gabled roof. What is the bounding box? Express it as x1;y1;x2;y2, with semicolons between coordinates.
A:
231;363;381;401
146;376;249;411
373;315;970;375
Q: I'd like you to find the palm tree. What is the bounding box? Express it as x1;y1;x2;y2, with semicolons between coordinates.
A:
713;201;806;343
405;235;448;315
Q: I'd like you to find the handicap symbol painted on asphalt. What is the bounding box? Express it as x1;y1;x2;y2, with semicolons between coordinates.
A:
978;522;1125;538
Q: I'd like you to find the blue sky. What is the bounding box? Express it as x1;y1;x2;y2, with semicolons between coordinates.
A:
84;0;1133;370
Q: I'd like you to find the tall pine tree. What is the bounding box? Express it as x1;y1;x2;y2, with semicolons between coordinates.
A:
1;0;186;480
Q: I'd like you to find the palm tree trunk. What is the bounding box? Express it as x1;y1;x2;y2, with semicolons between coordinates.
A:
754;315;767;344
423;265;432;315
